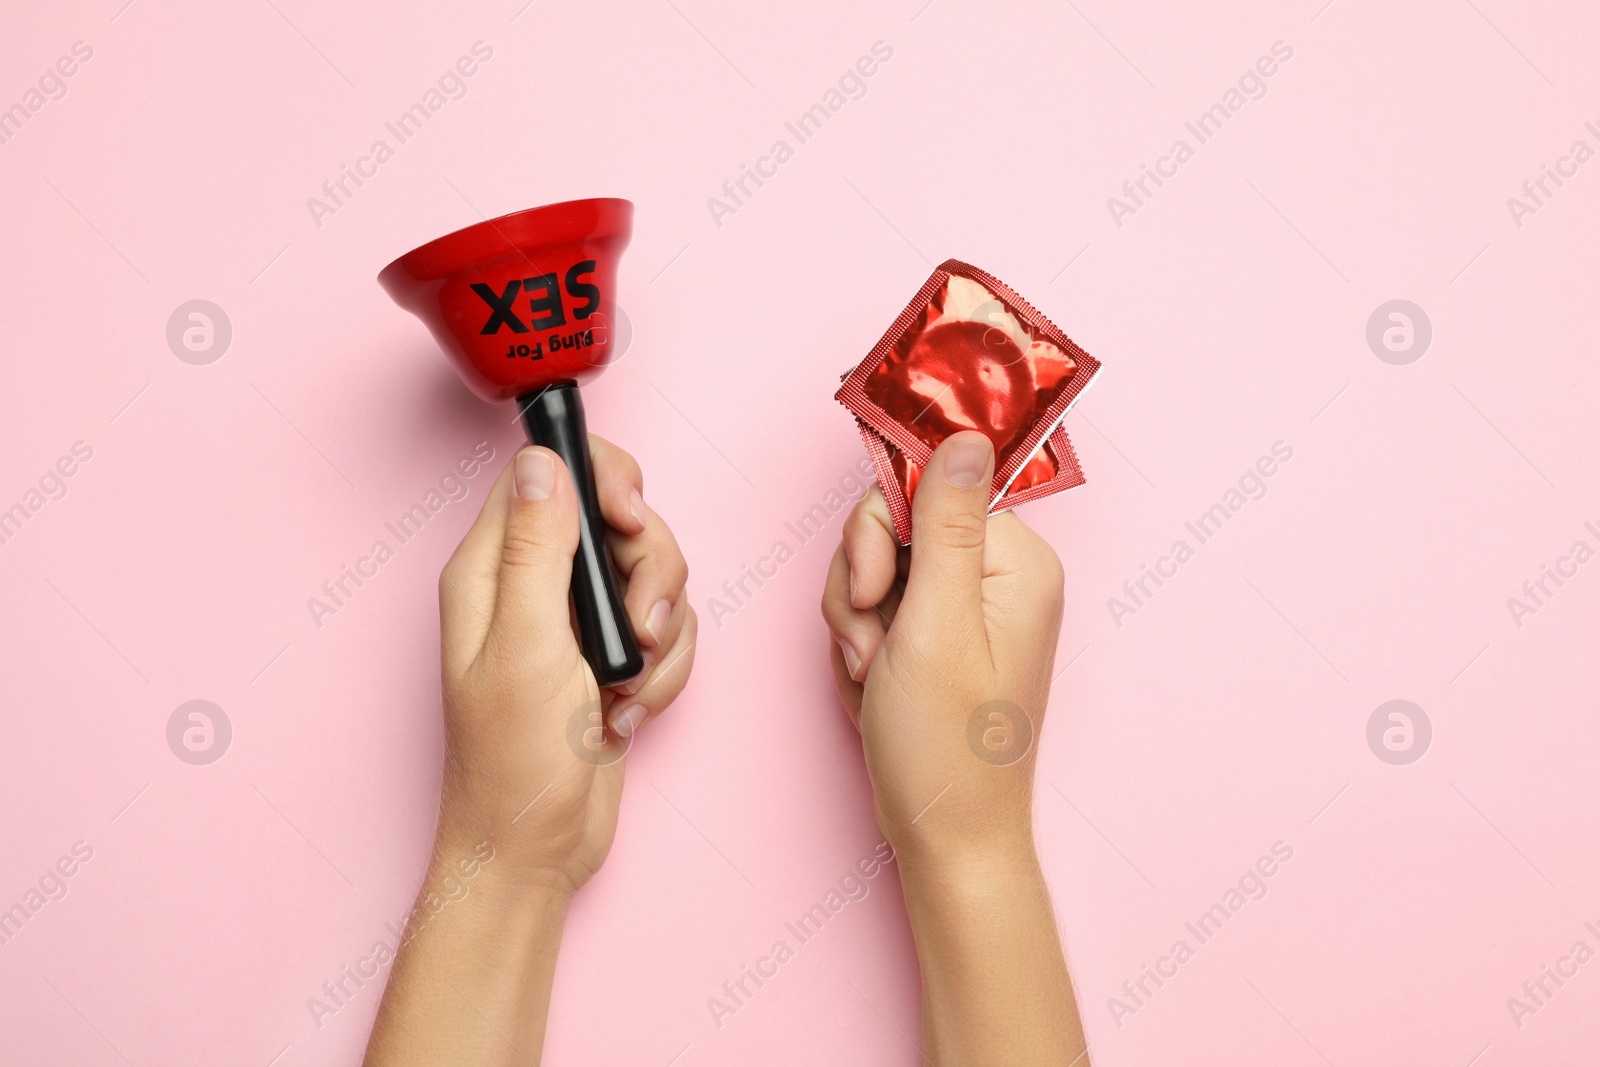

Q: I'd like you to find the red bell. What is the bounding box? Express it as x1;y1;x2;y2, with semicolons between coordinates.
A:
379;198;643;686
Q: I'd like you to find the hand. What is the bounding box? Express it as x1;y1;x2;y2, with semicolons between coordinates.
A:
365;437;693;1066
820;432;1064;868
820;432;1087;1066
435;435;696;892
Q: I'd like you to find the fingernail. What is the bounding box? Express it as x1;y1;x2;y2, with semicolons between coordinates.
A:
943;435;992;487
839;639;864;681
619;654;651;695
514;449;555;501
628;488;645;525
644;599;671;643
609;703;647;738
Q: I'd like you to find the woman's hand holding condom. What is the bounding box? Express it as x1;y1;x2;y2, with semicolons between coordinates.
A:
821;431;1062;865
820;431;1088;1067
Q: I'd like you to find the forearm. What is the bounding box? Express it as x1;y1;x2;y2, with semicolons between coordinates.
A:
898;844;1087;1066
363;849;572;1067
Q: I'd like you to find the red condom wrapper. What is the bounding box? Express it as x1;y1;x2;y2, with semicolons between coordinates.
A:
860;420;1086;544
837;259;1100;544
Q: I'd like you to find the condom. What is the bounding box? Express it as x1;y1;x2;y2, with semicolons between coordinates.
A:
860;421;1086;545
837;259;1100;501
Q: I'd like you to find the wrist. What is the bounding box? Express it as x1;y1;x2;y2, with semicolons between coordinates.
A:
402;834;575;940
881;806;1037;882
894;834;1044;905
432;798;593;899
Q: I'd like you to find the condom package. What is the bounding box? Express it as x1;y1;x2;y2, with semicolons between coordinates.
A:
838;260;1100;544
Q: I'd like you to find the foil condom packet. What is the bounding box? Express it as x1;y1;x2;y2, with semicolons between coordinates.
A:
836;259;1101;504
860;420;1086;545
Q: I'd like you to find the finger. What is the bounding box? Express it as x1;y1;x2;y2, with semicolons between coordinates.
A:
588;436;689;648
901;431;994;629
607;502;689;649
827;637;863;732
983;512;1066;671
439;459;516;675
605;605;698;738
984;512;1063;605
842;488;899;610
486;447;582;669
822;543;888;682
590;434;646;536
610;595;688;696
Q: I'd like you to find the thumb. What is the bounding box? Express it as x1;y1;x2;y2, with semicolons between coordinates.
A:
489;446;581;661
902;431;994;625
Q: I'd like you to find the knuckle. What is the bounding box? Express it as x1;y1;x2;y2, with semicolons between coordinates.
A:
822;550;848;618
593;435;642;489
844;492;888;542
617;450;644;492
820;586;859;636
438;554;479;602
934;510;987;551
820;593;848;632
1030;543;1066;618
500;524;554;569
842;507;871;551
663;551;690;593
610;441;642;483
1036;540;1065;590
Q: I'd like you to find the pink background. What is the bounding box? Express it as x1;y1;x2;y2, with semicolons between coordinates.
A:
3;0;1598;1063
